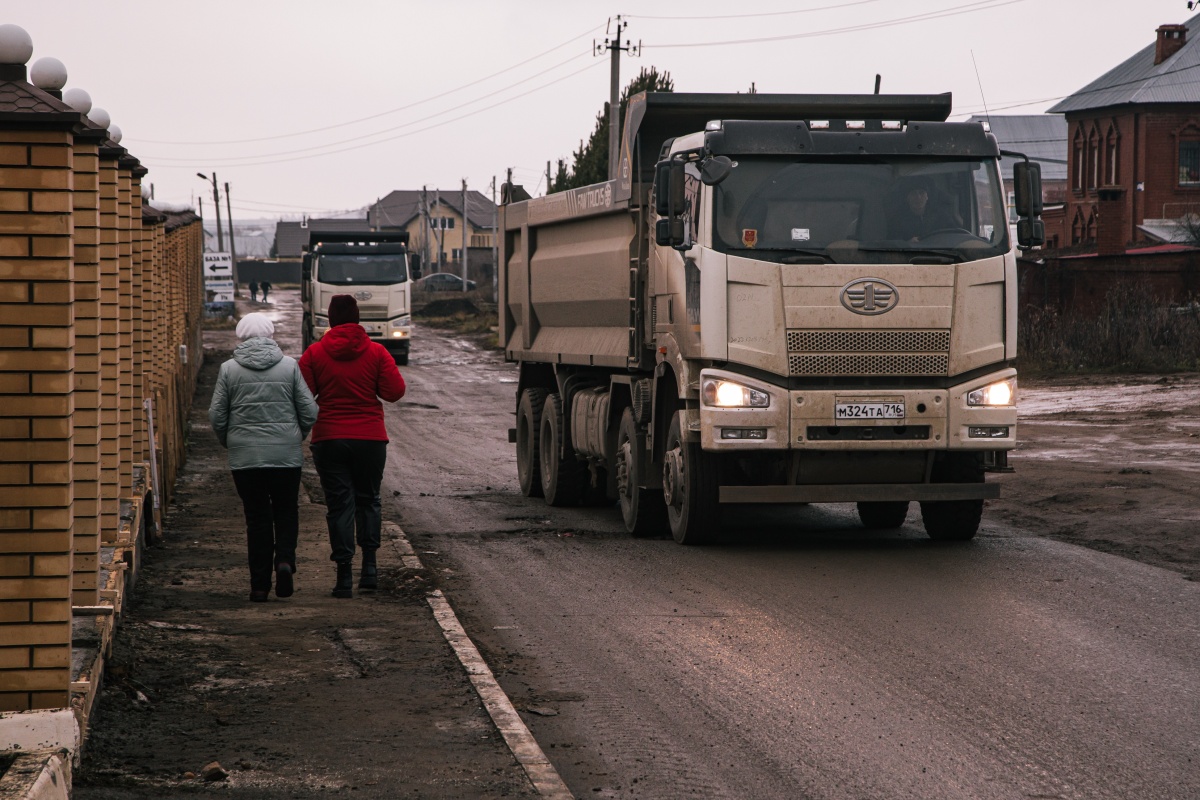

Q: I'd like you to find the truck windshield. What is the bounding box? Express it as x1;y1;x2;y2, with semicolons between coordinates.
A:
711;157;1008;264
316;254;408;285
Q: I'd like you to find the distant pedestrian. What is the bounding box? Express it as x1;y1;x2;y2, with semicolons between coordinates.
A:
249;280;259;302
261;280;272;302
209;312;319;602
299;295;405;598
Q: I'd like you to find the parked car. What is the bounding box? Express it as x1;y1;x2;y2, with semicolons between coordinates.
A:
413;272;476;291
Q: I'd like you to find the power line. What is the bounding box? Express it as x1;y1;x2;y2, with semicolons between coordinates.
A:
139;60;607;170
625;0;891;20
129;22;606;147
642;0;1024;48
142;48;593;164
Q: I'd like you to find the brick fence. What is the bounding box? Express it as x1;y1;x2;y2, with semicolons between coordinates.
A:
0;34;202;747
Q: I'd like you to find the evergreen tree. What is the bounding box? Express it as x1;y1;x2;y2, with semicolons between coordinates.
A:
550;66;674;193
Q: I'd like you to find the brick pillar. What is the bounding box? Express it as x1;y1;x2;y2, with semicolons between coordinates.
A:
97;149;120;545
128;171;145;469
1097;187;1127;257
0;113;79;711
117;165;133;501
71;128;105;606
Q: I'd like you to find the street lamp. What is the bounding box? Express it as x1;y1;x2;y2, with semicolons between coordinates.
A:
197;172;224;252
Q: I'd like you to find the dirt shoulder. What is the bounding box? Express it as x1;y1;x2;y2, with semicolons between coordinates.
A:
74;296;536;799
991;373;1200;581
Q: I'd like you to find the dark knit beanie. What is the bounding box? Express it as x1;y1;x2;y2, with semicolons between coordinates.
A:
328;294;360;326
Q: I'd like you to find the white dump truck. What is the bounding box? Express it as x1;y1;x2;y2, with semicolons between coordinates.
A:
301;230;413;364
500;92;1044;544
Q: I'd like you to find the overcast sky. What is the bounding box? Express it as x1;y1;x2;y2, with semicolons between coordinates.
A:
7;0;1193;219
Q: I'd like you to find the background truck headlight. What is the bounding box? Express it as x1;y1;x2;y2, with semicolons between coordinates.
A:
702;378;770;408
967;378;1016;406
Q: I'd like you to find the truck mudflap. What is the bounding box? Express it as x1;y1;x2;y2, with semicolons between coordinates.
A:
719;482;1000;504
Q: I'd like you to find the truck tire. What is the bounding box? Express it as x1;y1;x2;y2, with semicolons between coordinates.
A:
302;321;312;352
664;411;720;545
615;407;667;537
516;388;547;498
920;454;984;540
920;499;983;540
394;352;409;366
857;501;910;529
539;393;588;506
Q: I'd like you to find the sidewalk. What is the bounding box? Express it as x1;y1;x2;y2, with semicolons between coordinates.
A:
73;292;540;798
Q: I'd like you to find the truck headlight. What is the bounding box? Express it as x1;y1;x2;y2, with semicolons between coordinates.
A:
390;316;411;327
702;378;770;408
967;378;1016;406
315;316;329;329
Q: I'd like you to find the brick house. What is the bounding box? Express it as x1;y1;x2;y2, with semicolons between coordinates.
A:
1048;15;1200;253
368;189;497;284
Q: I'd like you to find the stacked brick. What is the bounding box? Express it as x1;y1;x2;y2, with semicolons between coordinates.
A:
0;40;203;720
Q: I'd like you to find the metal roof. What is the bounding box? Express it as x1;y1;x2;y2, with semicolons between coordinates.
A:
272;218;367;258
1050;13;1200;113
967;114;1068;181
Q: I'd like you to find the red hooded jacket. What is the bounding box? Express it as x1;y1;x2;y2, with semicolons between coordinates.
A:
299;324;406;443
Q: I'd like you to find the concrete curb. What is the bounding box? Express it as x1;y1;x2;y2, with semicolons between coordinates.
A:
0;749;70;800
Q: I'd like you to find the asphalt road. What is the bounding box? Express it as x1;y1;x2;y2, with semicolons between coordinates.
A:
385;323;1200;800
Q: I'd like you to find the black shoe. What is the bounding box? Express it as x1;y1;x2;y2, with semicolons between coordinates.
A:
275;563;294;598
249;590;269;603
332;561;353;599
359;548;378;591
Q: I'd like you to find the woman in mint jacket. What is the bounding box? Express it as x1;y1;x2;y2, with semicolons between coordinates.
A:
209;313;319;601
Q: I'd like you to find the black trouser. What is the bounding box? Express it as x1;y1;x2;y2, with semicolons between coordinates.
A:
311;440;387;564
231;467;301;592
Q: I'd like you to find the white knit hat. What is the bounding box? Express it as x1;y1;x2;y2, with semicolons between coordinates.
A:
235;312;275;340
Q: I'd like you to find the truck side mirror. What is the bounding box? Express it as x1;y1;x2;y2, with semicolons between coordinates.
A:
1013;160;1045;248
1013;161;1043;217
655;217;685;247
654;160;686;217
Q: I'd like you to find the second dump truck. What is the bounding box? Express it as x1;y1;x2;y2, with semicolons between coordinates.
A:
301;230;413;364
500;92;1044;544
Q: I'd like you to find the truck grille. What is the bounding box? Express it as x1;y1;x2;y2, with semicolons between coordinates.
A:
787;329;950;376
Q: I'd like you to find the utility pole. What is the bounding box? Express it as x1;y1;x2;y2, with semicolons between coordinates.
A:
420;186;428;276
461;179;469;293
595;16;640;181
433;188;444;272
546;160;552;195
224;181;240;290
491;175;498;302
197;172;223;252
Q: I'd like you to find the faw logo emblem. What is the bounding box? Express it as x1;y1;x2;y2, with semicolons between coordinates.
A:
353;291;373;301
840;278;899;316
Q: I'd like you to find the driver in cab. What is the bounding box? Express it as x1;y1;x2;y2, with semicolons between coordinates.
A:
887;179;958;241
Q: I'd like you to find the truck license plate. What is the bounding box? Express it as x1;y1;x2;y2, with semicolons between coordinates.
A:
835;402;905;420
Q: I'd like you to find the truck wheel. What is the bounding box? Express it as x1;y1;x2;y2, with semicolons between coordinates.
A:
516;389;547;498
302;324;312;351
394;352;409;366
664;410;720;545
615;408;667;537
920;500;983;540
539;393;588;506
857;501;910;529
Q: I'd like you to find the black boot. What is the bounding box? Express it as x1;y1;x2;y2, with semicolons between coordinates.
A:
359;549;378;591
332;561;353;599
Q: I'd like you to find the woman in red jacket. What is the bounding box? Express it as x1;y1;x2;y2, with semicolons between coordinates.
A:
299;295;406;598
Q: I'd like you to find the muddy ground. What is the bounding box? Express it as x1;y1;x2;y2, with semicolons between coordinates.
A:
992;372;1200;581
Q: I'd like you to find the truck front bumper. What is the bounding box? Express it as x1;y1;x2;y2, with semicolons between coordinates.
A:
698;367;1018;452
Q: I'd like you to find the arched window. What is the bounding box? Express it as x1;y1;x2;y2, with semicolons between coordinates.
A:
1087;127;1101;190
1071;208;1085;244
1085;207;1098;243
1177;123;1200;186
1073;128;1086;192
1105;122;1120;186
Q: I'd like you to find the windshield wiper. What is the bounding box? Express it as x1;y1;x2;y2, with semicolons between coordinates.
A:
777;248;832;264
854;246;963;263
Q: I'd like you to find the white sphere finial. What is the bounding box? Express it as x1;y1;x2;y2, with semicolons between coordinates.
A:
89;106;111;130
30;57;67;90
108;124;122;144
63;87;92;115
0;24;33;65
